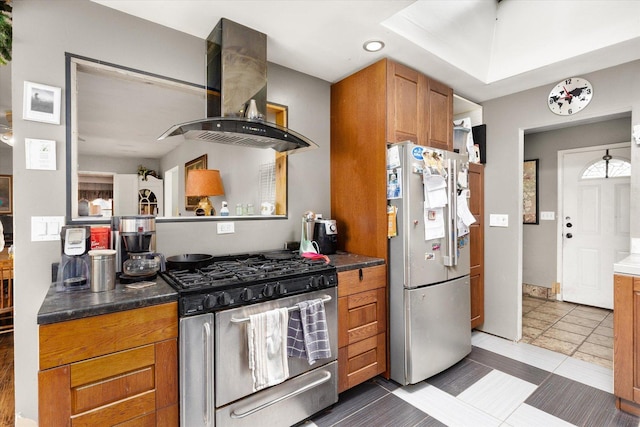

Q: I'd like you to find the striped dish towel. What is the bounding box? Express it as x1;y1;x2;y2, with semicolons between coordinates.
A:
287;299;331;365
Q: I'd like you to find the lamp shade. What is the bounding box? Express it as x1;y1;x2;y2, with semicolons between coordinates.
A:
186;169;225;197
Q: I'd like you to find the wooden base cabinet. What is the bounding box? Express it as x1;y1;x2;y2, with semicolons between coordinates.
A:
469;163;484;329
38;303;178;426
337;265;386;393
614;274;640;416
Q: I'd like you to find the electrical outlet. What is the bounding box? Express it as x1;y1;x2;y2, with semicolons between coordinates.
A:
217;222;235;234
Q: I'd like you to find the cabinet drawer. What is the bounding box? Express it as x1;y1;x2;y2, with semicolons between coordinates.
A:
338;288;386;347
71;390;155;427
40;302;178;369
338;332;386;393
338;265;386;297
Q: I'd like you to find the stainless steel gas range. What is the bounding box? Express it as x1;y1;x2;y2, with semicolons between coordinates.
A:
161;252;338;427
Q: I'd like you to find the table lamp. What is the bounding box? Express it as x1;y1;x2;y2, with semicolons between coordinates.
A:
186;169;225;215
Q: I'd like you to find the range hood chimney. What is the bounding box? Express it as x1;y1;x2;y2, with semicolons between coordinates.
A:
158;18;317;153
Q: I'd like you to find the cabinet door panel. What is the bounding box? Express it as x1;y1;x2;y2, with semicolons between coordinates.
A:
426;78;453;151
387;62;421;144
614;274;633;400
155;339;178;410
39;366;72;427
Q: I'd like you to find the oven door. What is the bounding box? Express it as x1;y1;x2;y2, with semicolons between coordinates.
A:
214;287;338;407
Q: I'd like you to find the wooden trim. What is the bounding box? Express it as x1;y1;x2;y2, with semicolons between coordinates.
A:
267;102;288;216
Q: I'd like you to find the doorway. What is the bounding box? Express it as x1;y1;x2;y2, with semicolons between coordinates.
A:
558;144;631;309
521;116;631;362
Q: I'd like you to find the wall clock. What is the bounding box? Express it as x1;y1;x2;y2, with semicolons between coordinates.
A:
548;77;593;116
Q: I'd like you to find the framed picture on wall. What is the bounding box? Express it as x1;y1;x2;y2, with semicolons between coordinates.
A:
23;81;62;124
523;159;539;224
185;154;208;211
0;175;12;215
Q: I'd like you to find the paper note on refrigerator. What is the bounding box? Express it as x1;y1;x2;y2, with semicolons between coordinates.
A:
423;173;448;208
424;205;445;240
457;191;476;227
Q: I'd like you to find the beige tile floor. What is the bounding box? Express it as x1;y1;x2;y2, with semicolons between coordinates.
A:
521;295;614;369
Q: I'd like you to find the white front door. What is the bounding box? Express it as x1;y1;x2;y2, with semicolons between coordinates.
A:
560;145;630;309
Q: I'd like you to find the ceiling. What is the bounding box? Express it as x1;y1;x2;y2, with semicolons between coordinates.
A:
91;0;640;104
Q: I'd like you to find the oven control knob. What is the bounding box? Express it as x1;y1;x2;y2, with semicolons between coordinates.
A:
309;276;320;289
275;283;287;295
218;292;232;306
241;288;253;302
262;284;274;298
203;294;216;309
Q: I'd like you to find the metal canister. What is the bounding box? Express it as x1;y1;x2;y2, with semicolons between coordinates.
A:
89;249;117;292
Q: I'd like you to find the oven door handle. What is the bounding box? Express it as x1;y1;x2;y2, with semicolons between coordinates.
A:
230;295;332;323
230;370;332;419
203;321;213;426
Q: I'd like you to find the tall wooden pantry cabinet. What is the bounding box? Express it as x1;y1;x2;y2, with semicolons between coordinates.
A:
331;58;453;389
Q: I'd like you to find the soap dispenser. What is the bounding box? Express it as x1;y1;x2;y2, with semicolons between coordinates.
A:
220;201;229;216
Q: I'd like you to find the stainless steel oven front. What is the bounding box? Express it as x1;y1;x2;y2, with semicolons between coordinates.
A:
179;287;338;427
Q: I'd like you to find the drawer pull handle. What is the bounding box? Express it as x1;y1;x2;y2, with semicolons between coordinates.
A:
359;268;363;281
231;371;332;418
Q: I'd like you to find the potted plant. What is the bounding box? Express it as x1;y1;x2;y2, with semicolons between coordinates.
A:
0;0;11;65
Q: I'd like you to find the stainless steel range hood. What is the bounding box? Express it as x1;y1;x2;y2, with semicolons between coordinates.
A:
158;18;317;153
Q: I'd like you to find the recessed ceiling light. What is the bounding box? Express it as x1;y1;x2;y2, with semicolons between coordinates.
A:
363;40;385;52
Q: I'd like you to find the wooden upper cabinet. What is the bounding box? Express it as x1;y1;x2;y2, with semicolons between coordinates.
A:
426;77;453;151
386;61;427;145
386;60;452;149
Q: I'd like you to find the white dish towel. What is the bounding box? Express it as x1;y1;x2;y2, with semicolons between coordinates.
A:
247;307;290;391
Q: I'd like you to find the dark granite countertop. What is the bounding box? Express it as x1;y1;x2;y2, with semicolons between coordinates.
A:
37;276;177;325
328;251;385;272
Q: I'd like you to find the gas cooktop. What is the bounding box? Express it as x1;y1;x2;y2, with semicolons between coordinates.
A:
160;252;337;316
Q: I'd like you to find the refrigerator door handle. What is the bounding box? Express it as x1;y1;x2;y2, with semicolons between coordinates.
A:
444;158;458;267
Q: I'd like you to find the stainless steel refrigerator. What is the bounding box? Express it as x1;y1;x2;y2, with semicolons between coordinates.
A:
387;141;472;386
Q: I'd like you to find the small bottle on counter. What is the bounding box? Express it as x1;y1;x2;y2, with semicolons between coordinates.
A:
236;203;243;216
220;201;229;216
247;203;255;215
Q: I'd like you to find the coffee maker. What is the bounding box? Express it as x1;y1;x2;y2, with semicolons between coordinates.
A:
112;215;163;283
57;226;91;291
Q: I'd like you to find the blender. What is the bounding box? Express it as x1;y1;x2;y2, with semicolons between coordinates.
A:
299;211;319;255
56;226;91;291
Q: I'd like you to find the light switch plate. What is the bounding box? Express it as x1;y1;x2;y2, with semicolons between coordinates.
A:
489;214;509;227
217;222;235;234
540;211;555;221
31;216;65;241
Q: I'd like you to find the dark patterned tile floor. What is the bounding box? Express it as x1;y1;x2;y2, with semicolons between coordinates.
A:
300;332;639;427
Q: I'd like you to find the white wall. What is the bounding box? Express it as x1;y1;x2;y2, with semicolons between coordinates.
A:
522;117;631;288
481;61;640;341
12;1;330;420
